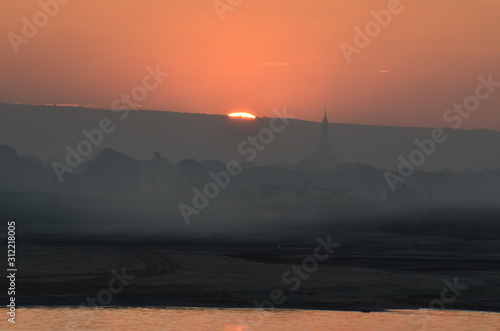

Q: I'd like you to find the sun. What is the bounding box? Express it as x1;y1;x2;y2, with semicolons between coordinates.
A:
227;112;256;119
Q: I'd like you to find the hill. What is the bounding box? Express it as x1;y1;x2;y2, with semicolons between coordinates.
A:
1;103;499;171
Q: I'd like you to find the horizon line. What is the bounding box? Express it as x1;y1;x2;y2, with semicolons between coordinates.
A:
0;101;498;133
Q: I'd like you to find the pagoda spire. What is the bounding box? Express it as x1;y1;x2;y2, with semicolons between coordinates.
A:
311;103;337;169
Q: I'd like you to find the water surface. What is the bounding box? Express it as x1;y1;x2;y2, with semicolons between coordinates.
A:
1;308;499;330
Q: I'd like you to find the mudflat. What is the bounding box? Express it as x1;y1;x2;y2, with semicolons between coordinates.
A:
5;233;499;313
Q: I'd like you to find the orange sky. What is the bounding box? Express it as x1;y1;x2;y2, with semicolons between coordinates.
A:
1;0;500;130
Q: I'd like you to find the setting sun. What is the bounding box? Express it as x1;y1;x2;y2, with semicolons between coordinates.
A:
227;112;256;119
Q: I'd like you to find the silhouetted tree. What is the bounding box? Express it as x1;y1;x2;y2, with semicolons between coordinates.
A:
0;145;51;191
174;159;207;187
152;151;161;193
85;148;139;192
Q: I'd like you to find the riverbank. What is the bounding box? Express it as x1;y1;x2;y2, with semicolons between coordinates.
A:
4;234;499;313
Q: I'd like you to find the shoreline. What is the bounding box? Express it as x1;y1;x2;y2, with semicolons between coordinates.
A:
7;305;500;314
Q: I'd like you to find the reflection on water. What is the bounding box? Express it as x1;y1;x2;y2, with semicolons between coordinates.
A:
0;308;499;331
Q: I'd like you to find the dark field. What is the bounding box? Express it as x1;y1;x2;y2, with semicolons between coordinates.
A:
3;233;499;313
1;193;499;313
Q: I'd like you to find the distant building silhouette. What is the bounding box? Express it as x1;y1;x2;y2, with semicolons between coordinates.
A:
311;104;337;169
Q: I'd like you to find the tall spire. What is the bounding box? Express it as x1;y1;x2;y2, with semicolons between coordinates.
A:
311;103;337;169
323;102;328;123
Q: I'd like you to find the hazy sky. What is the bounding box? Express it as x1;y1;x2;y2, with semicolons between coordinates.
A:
1;0;500;130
